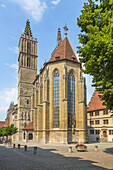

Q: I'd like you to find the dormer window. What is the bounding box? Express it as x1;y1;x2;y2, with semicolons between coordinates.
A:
71;57;75;61
55;56;60;60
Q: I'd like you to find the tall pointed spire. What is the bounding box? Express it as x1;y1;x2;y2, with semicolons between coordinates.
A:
57;28;62;47
24;20;32;37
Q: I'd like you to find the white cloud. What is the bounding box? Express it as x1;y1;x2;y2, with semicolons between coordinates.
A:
10;63;18;70
51;0;61;5
1;4;6;8
4;63;18;82
4;63;18;71
9;46;19;54
11;0;47;21
0;88;17;120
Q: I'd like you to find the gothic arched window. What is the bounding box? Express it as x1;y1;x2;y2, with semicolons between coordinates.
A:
27;42;31;54
24;122;26;127
68;70;75;128
27;57;30;67
21;112;23;120
21;56;23;66
54;69;60;128
28;112;30;121
23;132;25;139
25;112;27;120
29;133;33;140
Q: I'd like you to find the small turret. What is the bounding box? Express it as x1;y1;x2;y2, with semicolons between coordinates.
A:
57;28;62;47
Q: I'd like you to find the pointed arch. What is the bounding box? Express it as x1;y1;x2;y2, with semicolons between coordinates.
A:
53;69;60;128
68;70;75;128
27;57;30;67
27;42;31;54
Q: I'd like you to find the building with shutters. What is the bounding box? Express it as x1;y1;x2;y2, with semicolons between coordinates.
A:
87;91;113;142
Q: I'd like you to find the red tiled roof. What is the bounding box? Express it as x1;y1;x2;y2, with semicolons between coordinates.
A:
48;37;79;63
23;122;33;130
0;121;7;128
5;117;9;126
88;91;106;112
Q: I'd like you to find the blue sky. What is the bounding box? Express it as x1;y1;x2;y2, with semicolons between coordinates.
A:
0;0;94;120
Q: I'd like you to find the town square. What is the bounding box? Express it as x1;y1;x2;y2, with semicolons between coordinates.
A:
0;0;113;169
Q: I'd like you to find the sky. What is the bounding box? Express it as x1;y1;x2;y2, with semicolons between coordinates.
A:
0;0;95;121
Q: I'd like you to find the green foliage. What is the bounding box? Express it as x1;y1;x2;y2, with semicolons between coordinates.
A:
0;124;17;137
0;128;3;137
76;144;87;149
77;0;113;109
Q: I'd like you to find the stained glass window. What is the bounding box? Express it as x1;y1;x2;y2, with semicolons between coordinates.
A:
68;71;75;128
54;69;60;128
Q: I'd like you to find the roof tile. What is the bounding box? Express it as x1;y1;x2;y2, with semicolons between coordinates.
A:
88;91;106;112
48;37;79;63
0;121;7;128
23;122;33;130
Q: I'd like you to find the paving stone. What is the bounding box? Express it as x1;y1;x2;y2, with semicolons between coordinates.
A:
0;143;113;170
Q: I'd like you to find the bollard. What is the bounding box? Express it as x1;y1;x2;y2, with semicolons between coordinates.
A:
24;145;27;151
18;144;20;149
69;146;72;153
95;145;98;151
13;144;15;148
34;147;37;154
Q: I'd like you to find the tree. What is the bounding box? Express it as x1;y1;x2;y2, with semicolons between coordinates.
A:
0;124;17;138
77;0;113;109
0;128;7;142
0;128;3;137
5;124;17;137
0;128;7;137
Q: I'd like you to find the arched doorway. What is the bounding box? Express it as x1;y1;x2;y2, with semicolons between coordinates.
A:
28;133;33;140
103;131;107;137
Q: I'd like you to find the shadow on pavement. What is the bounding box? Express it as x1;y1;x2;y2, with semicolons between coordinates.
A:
0;144;109;170
104;147;113;155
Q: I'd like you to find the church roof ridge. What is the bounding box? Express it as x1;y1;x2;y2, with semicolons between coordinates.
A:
32;26;81;85
48;36;79;63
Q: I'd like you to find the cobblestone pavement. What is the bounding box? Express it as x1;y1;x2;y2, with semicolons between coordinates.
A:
0;142;113;170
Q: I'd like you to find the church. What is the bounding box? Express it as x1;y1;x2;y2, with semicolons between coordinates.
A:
8;20;87;144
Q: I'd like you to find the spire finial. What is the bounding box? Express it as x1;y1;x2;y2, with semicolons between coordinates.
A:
57;28;62;47
24;19;32;37
63;23;69;37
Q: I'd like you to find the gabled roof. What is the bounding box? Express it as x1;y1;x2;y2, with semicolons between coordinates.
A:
22;122;33;130
48;37;79;63
88;91;106;112
33;29;81;85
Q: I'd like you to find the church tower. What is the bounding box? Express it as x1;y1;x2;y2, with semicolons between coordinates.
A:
17;20;38;140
